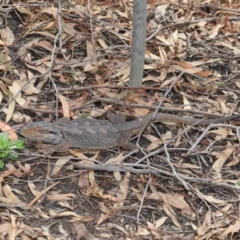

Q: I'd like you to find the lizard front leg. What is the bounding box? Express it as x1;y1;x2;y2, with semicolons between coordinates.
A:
37;140;70;154
24;140;70;154
118;132;138;151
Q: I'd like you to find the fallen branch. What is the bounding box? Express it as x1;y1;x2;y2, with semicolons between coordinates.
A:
74;163;240;191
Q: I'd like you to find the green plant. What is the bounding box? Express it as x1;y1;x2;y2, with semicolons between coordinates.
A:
235;180;240;187
0;132;25;168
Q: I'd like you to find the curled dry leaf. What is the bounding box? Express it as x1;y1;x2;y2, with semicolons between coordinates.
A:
222;219;240;237
201;194;226;204
57;93;70;119
0;26;14;46
17;38;40;58
163;203;181;229
209;128;231;140
146;131;172;151
105;153;125;165
149;184;192;215
73;223;96;239
211;144;235;179
195;70;212;77
13;80;40;95
52;157;71;176
0;81;8;94
6;163;31;177
47;191;75;201
67;91;89;109
78;171;90;190
226;155;239;167
208;24;224;39
8;81;26;105
113;172;130;208
90;104;112;118
136;225;151;236
5;92;15;123
27;181;60;209
11;111;25;123
3;184;26;206
42;7;58;20
147;221;161;238
0;52;13;74
49;209;95;222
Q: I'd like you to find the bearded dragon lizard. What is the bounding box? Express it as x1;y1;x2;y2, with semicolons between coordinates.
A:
20;112;240;152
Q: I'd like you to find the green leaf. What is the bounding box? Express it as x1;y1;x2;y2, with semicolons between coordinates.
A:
10;140;25;150
0;132;25;162
0;160;4;168
235;181;240;187
0;132;9;142
0;150;9;158
8;151;18;160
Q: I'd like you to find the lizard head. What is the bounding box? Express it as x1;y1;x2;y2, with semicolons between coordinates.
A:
20;122;63;145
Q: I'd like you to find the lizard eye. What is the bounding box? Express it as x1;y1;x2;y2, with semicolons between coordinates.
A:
47;130;58;135
37;129;58;135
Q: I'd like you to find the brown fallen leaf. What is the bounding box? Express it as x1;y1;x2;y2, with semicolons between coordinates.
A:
149;184;192;215
52;157;71;176
0;120;18;141
57;93;70;119
27;181;60;209
78;171;90;189
211;143;235;179
47;191;75;201
73;223;96;240
6;92;15;123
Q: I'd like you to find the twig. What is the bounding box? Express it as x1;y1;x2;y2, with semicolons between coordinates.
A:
160;72;183;110
134;117;210;165
137;177;151;224
205;4;240;14
187;124;239;154
162;139;190;191
146;16;240;42
73;163;240;190
10;96;237;118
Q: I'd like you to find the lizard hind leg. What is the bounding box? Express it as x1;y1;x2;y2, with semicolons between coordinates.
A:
118;132;138;151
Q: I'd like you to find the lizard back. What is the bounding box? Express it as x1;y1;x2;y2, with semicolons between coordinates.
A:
20;113;240;150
